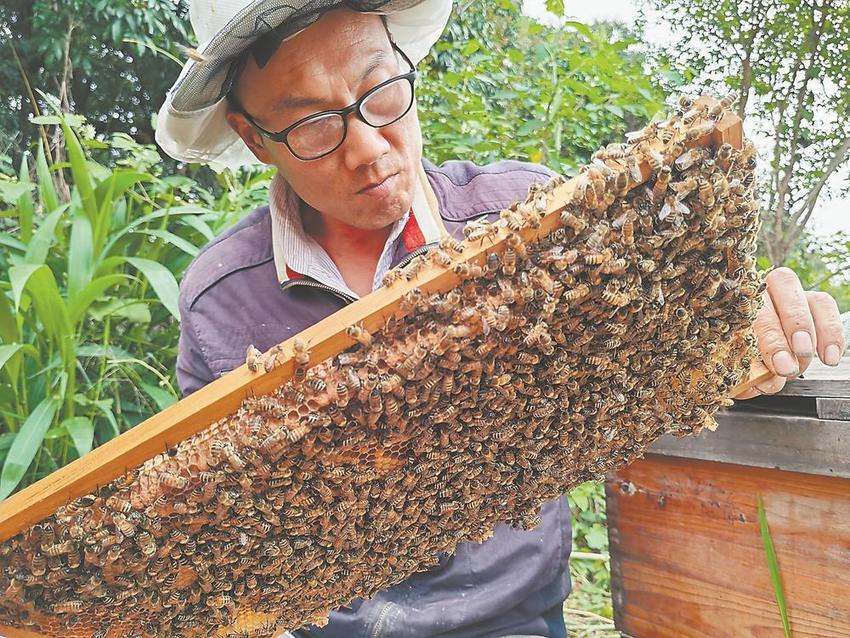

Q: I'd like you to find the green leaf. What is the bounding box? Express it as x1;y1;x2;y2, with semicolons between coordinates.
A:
518;119;545;135
68;209;94;302
61;416;95;457
126;257;180;320
133;229;200;257
758;496;792;638
584;523;609;550
68;274;128;326
9;265;73;360
0;290;18;345
140;382;177;411
89;298;151;324
0;344;38;382
17;154;34;243
24;205;68;266
0;180;35;204
545;0;565;16
0;397;59;499
61;121;98;221
35;143;59;213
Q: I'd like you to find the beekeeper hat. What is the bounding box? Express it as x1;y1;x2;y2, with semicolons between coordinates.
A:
155;0;453;168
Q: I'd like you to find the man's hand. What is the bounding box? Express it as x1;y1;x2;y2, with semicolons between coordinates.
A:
736;267;847;399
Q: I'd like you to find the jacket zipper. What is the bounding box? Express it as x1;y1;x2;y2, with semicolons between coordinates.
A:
280;244;435;303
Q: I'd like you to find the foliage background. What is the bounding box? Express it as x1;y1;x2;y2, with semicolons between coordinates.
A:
1;0;847;634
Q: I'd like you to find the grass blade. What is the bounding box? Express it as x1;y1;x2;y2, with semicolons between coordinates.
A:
17;153;34;243
0;397;59;499
35;142;59;213
758;495;792;638
24;205;68;266
61;121;98;222
68;207;94;301
126;257;180;320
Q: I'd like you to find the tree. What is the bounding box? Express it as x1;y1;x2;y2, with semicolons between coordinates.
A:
417;0;667;175
0;0;191;163
642;0;850;265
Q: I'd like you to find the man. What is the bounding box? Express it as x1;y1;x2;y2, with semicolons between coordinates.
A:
156;1;847;636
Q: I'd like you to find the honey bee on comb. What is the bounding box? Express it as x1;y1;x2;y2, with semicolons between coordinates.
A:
0;95;763;638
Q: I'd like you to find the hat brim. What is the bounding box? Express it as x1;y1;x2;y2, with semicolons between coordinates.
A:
156;0;453;168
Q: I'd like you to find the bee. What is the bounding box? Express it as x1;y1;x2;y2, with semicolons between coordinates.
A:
530;267;556;295
112;513;137;538
463;221;499;244
560;209;588;233
138;531;157;557
403;255;428;280
502;248;517;276
52;600;84;614
304;376;327;395
262;343;284;372
430;248;454;268
698;178;716;207
601;285;631;306
685;121;716;141
682;103;706;125
292;337;310;366
439;235;465;255
625;122;657;144
381;267;403;287
259;429;288;459
506;232;528;260
346;323;372;347
720;91;739;110
642;146;666;172
31;552;47;576
674;148;708;171
245;344;263;372
158;472;187;491
659;195;690;222
613;170;630;197
652;165;672;200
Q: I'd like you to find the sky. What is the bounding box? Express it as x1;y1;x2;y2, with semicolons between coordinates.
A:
522;0;849;239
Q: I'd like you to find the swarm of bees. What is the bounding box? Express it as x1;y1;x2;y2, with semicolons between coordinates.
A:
0;94;762;638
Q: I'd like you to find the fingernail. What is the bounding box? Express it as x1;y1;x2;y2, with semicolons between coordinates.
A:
772;351;799;377
791;331;814;358
824;344;841;367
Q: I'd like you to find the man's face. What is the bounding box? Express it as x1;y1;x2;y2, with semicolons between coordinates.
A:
226;8;423;231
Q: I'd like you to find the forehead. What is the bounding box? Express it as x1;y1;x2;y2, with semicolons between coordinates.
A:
234;10;392;103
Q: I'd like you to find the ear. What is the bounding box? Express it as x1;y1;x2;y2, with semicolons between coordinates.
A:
224;109;275;165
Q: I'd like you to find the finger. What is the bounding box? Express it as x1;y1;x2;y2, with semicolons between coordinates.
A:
734;360;786;399
806;290;847;366
765;267;817;373
754;291;799;378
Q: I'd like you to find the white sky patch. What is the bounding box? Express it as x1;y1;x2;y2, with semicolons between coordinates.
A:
522;0;850;239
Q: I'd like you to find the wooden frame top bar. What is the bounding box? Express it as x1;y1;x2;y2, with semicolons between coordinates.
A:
0;99;743;543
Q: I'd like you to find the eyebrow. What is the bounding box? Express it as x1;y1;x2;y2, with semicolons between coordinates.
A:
272;50;389;112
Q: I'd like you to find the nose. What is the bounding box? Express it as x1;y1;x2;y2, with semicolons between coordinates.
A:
342;116;391;171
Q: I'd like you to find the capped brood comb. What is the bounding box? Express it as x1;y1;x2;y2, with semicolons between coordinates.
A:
0;94;765;638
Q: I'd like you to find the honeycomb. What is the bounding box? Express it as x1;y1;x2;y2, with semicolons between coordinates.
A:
0;94;763;638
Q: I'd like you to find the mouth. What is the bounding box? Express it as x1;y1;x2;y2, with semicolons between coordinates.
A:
358;172;399;195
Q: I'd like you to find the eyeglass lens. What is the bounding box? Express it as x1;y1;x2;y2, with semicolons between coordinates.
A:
287;77;413;159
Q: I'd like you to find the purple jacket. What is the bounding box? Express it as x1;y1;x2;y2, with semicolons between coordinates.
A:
176;159;572;638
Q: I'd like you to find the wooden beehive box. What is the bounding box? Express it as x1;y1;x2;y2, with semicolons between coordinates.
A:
606;357;850;637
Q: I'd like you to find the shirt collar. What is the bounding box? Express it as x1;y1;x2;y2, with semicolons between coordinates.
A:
269;165;445;297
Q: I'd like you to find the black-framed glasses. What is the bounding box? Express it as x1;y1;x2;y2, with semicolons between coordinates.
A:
230;43;417;161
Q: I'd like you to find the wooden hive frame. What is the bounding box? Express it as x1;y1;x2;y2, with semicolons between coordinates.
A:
0;97;769;638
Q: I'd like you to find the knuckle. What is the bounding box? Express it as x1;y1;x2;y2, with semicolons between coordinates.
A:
768;266;798;284
808;290;833;305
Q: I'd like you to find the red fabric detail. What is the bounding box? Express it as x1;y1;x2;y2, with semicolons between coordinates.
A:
285;264;304;280
401;211;426;252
